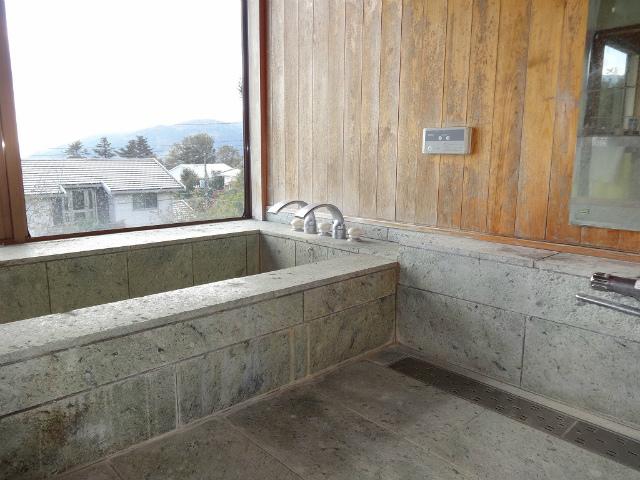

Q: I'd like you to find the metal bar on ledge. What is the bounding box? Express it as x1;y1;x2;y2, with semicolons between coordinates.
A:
576;293;640;318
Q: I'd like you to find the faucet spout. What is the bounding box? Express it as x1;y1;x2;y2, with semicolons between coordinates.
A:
267;200;317;233
294;203;346;239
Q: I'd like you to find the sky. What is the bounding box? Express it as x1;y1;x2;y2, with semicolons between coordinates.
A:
5;0;244;156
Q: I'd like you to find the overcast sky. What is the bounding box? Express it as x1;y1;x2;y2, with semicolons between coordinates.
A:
5;0;243;156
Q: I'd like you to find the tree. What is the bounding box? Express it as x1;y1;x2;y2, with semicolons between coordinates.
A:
164;133;216;169
65;141;87;158
117;135;155;158
93;137;116;158
216;145;243;169
180;167;199;192
135;135;155;157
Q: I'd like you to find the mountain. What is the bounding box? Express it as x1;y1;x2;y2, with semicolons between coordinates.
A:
28;119;244;159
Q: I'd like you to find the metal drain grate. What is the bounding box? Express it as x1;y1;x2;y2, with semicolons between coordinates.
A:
390;356;640;472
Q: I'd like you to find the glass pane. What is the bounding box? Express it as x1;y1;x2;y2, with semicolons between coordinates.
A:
5;0;245;237
571;1;640;231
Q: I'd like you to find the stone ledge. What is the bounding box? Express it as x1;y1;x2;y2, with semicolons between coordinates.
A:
0;254;397;366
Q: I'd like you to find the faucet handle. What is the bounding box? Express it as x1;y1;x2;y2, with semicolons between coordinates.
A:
348;227;363;242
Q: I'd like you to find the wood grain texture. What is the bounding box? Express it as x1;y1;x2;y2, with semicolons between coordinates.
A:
298;0;314;202
414;0;447;226
268;0;285;204
327;0;346;209
265;0;639;254
343;0;363;217
395;0;425;223
486;0;530;236
515;0;565;240
376;0;402;221
359;0;382;218
283;0;299;200
460;0;499;232
545;0;585;244
312;0;329;203
437;0;472;229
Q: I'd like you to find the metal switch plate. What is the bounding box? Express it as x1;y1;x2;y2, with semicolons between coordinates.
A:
422;127;472;155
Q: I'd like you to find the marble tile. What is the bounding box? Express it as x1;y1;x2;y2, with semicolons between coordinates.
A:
0;294;302;416
110;418;301;480
176;331;291;424
47;253;129;313
0;254;394;365
127;244;193;297
522;317;640;427
389;228;554;267
0;262;50;323
291;323;308;380
260;234;296;272
535;252;640;278
294;241;329;266
53;464;119;480
246;233;260;275
399;245;640;343
304;268;396;320
308;295;395;373
228;385;470;480
192;236;247;285
317;361;482;443
430;409;640;480
366;345;408;365
0;367;176;480
397;286;526;384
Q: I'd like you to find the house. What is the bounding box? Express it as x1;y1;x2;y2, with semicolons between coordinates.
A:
168;163;241;189
22;158;186;236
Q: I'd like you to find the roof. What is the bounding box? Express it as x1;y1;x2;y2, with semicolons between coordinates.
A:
169;163;240;180
22;158;185;196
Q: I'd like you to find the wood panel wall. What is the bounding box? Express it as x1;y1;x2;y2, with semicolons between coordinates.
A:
266;0;640;254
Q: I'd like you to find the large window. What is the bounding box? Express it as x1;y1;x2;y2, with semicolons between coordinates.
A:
3;0;248;239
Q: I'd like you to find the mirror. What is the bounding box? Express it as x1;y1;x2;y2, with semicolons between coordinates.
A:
571;0;640;231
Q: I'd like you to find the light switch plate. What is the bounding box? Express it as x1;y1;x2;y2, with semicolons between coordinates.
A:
422;127;472;155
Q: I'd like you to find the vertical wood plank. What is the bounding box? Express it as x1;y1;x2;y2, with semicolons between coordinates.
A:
395;0;426;223
376;0;402;221
268;0;285;204
437;0;472;229
486;0;531;236
460;0;499;232
618;232;640;253
343;0;363;216
545;0;586;244
359;0;382;218
327;0;346;210
414;0;447;225
514;0;565;240
298;0;314;202
312;0;329;203
283;0;299;200
581;227;620;249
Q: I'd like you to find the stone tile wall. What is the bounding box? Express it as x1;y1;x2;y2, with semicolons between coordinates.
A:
0;233;258;323
0;262;396;480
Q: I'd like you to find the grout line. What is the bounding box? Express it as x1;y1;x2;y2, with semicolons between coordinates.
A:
223;418;306;480
105;461;126;480
44;261;54;314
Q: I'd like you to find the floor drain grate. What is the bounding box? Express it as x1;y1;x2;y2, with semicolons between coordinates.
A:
389;356;640;472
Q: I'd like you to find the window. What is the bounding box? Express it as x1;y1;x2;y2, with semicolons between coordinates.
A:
1;0;249;240
132;193;158;211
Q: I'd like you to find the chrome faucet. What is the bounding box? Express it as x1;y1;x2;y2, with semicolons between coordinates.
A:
294;203;346;239
267;200;317;233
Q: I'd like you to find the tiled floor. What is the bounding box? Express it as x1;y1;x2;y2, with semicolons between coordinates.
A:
57;348;640;480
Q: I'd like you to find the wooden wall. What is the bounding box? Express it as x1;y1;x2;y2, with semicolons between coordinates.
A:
266;0;640;254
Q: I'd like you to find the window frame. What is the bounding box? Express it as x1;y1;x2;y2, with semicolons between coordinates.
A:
0;0;251;244
132;192;158;211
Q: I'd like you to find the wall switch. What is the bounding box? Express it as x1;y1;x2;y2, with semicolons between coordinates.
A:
422;127;472;155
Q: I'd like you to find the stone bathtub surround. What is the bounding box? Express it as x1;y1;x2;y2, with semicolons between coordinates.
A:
0;252;396;479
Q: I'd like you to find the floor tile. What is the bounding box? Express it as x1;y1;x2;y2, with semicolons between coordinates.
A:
429;408;640;480
53;463;119;480
316;361;483;443
110;417;301;480
228;385;470;480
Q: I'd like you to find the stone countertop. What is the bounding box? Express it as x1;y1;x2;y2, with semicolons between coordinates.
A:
0;254;397;366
